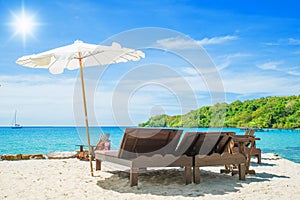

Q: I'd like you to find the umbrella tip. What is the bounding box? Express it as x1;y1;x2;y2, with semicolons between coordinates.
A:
74;40;83;44
112;42;121;48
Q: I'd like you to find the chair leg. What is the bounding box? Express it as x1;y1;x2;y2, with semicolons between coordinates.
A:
238;163;246;180
130;168;138;187
252;149;262;164
96;159;101;170
257;152;262;164
184;166;192;184
193;167;200;184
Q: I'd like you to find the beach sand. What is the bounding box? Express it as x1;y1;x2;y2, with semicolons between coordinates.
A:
0;153;300;200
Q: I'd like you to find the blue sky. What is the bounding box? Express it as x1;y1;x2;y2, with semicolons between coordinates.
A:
0;0;300;126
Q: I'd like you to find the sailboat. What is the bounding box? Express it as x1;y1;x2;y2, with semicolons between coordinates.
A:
11;110;22;129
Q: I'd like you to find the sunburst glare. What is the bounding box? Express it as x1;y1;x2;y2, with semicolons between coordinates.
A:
8;6;40;46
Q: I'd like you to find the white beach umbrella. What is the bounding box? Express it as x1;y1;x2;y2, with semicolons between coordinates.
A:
16;40;145;176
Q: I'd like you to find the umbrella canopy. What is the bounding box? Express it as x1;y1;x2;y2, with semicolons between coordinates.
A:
17;40;145;74
16;40;145;176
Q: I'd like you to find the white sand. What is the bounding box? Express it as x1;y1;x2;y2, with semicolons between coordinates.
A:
0;153;300;200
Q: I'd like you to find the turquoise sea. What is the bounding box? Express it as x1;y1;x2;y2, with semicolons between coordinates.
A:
0;127;299;163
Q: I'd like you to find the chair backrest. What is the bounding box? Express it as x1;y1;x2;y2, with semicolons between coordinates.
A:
244;129;256;147
176;132;233;156
248;129;255;137
118;128;183;159
245;129;255;136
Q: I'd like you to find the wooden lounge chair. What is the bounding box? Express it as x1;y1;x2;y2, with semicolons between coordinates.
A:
233;130;262;164
177;132;246;183
246;129;261;164
95;128;192;186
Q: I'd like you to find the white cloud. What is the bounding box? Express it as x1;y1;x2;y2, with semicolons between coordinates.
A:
287;70;300;76
256;62;300;76
156;37;199;49
180;63;300;95
216;61;230;71
215;53;250;71
180;53;250;76
286;66;300;76
257;61;281;70
263;42;280;46
156;35;238;49
181;67;199;75
263;38;300;46
223;53;250;59
197;35;237;45
222;73;300;95
288;38;300;45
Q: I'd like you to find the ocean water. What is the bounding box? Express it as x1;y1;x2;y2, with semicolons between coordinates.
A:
0;127;299;163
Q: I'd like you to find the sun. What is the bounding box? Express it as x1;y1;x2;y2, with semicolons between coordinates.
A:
9;6;39;46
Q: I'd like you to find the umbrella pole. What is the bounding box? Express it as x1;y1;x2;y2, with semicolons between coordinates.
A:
78;52;94;176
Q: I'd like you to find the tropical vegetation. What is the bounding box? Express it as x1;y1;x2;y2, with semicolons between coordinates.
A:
139;95;300;129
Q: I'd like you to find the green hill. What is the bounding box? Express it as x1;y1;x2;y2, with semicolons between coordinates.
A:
138;95;300;129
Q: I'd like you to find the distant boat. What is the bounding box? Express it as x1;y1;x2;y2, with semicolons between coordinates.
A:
11;110;22;129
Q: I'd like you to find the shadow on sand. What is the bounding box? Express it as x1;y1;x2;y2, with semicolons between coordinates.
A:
96;167;290;197
251;161;276;167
